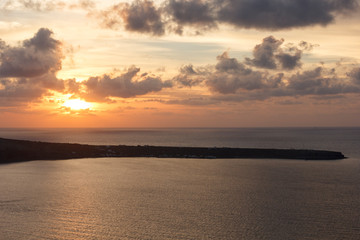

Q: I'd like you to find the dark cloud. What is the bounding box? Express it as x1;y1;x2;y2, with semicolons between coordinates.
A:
245;36;283;69
266;73;285;88
245;36;303;70
31;73;64;91
3;0;359;36
217;0;358;30
276;51;302;70
0;28;63;78
0;28;177;105
95;0;358;36
82;66;172;101
0;73;66;105
23;28;61;51
98;0;215;35
165;0;215;25
99;0;165;36
286;67;360;96
174;51;268;93
0;78;49;104
348;67;360;85
207;52;266;93
288;67;324;91
173;64;208;87
287;67;337;95
122;0;164;35
173;50;295;95
0;28;65;104
215;51;248;73
173;44;360;103
165;0;217;34
1;30;359;108
174;51;275;94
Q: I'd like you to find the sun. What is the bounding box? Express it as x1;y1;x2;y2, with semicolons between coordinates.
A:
62;99;92;111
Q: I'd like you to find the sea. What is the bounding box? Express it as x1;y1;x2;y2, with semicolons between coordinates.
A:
0;127;359;239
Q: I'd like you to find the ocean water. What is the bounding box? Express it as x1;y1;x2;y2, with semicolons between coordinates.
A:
0;128;360;239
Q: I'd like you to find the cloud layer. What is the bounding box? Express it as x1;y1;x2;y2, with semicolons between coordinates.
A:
95;0;359;35
0;28;171;105
81;66;172;101
172;36;360;104
4;0;358;36
1;29;360;109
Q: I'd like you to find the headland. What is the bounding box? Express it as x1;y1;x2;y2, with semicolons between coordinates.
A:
0;137;345;164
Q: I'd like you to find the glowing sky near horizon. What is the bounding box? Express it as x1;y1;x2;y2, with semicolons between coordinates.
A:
1;0;360;127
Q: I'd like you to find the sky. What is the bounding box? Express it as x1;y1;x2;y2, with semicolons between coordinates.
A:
1;0;360;128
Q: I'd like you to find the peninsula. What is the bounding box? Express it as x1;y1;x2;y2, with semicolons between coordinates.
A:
0;137;345;164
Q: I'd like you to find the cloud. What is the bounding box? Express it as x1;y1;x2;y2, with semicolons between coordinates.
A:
122;0;164;35
166;97;217;106
1;29;359;109
348;67;360;85
174;51;270;93
17;0;66;11
95;0;358;36
172;41;360;104
245;36;303;70
245;36;283;69
1;0;95;11
276;50;302;70
173;50;274;93
286;67;352;95
173;64;208;87
0;78;47;103
0;28;63;78
65;78;81;94
99;0;165;36
276;99;303;105
216;0;358;30
0;28;65;105
206;52;266;93
164;0;217;35
0;39;6;49
0;28;177;106
174;36;314;97
298;41;319;52
81;66;173;102
69;0;95;10
3;0;358;36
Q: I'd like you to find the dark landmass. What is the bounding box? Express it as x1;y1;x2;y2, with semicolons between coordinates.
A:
0;137;345;164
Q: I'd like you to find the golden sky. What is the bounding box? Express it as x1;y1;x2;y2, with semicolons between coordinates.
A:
1;0;360;127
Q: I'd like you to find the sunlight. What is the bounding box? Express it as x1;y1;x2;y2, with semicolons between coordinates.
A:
62;99;92;111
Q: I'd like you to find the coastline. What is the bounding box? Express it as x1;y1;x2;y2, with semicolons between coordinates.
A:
0;137;345;164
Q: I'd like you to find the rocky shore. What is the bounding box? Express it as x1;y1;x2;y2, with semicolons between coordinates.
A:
0;137;345;164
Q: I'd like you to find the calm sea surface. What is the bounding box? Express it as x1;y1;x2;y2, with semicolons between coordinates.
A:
0;128;360;239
